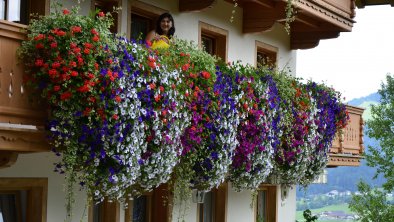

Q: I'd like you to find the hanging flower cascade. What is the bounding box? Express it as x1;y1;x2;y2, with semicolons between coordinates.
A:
19;7;350;209
160;39;239;191
17;6;143;202
300;81;349;185
105;37;190;194
222;64;281;191
271;79;320;185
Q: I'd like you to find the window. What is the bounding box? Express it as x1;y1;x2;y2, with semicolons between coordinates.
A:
197;183;227;222
89;198;119;222
0;0;48;24
0;178;48;222
125;195;151;222
255;41;278;68
124;183;170;222
199;22;228;62
128;1;166;41
255;185;277;222
130;13;154;41
93;0;120;33
198;191;214;222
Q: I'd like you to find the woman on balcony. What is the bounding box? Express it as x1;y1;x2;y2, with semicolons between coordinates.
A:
145;12;175;49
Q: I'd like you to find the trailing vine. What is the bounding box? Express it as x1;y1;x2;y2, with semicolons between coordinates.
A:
285;0;296;34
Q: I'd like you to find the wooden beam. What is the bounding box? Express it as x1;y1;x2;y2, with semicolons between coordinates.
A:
243;1;286;33
328;154;363;167
179;0;216;12
0;125;49;152
290;31;340;49
243;0;275;8
294;14;321;29
214;183;228;222
0;151;18;168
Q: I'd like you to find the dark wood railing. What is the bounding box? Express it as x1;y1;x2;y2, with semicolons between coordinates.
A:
328;105;364;167
0;20;48;161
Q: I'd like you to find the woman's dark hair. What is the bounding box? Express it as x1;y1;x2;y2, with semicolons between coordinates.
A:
155;12;175;38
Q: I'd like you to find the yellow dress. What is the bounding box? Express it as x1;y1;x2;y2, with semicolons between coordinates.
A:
151;35;170;50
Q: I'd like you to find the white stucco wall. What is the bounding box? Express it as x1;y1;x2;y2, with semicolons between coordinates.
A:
1;1;299;222
0;152;89;222
227;186;254;222
277;185;297;222
171;197;198;222
126;0;296;71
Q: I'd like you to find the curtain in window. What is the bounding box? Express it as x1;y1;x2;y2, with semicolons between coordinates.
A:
0;194;17;222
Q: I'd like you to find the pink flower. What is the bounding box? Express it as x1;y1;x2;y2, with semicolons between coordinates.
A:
34;34;45;41
60;91;72;101
35;59;44;67
53;85;61;92
70;71;78;77
71;26;82;33
92;35;99;42
35;43;44;49
56;30;66;37
63;9;70;15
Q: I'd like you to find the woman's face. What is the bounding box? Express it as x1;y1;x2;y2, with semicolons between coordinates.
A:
160;17;172;34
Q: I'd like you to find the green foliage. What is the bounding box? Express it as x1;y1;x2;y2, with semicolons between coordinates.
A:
349;75;394;221
349;181;394;222
366;74;394;191
302;209;318;222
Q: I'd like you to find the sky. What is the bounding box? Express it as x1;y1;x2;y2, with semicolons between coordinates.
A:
296;5;394;102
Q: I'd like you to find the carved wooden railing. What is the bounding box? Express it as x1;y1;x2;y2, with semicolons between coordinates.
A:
0;20;49;167
328;105;364;167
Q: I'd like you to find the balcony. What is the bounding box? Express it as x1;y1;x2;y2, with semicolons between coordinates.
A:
328;105;365;167
0;20;49;168
0;16;364;169
180;0;356;49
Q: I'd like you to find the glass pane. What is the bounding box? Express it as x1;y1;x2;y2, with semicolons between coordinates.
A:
7;0;20;22
257;51;269;67
199;191;214;222
0;194;17;222
92;203;102;222
256;190;266;222
131;13;151;41
133;196;147;222
0;0;5;20
201;35;215;56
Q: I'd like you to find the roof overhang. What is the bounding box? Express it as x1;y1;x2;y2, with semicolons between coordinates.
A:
180;0;357;49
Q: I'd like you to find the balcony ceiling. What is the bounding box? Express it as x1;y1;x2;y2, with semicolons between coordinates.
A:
179;0;356;49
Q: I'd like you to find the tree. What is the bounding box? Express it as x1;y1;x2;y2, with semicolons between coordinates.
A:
349;74;394;221
349;181;394;222
365;74;394;191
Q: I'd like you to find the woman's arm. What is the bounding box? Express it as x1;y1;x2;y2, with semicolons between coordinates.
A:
145;30;156;42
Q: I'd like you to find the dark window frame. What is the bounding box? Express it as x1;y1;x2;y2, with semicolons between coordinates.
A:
199;21;228;62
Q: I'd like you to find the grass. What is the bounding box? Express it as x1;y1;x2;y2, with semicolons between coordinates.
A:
296;203;357;222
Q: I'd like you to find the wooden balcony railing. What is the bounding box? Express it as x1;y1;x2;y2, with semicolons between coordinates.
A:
0;20;49;168
0;18;365;169
328;105;365;167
